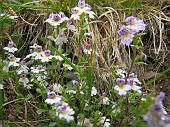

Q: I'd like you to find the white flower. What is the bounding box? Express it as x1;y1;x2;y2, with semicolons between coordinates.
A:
52;55;63;61
54;32;68;45
17;64;29;75
63;63;73;71
26;45;43;60
36;74;47;81
116;67;126;78
57;103;75;122
3;41;18;53
91;86;97;96
53;83;62;93
2;61;9;72
31;65;45;73
100;96;110;105
45;91;62;105
114;85;131;96
97;117;110;127
45;12;68;27
8;55;20;67
19;74;29;85
24;84;33;89
70;0;95;20
0;84;3;89
67;90;77;94
83;49;92;55
41;50;53;62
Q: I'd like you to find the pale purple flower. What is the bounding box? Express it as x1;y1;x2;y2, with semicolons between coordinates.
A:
26;44;44;60
45;91;62;105
31;65;45;73
41;50;53;62
3;41;18;53
57;103;75;122
45;12;68;26
83;43;92;55
17;62;29;75
78;118;93;127
114;77;131;96
70;0;95;20
8;55;20;67
54;31;68;45
127;73;142;93
125;16;146;32
144;92;170;127
67;19;78;33
118;25;135;46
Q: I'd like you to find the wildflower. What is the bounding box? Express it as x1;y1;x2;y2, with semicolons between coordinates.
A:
19;74;29;85
0;84;3;89
114;78;131;96
127;73;142;93
144;92;170;127
36;74;47;81
125;16;146;32
17;62;29;75
83;43;92;55
25;84;33;89
26;45;43;60
41;50;53;62
118;25;135;46
31;65;45;73
67;19;78;33
100;94;110;105
45;91;62;105
91;86;97;96
67;90;77;94
3;41;18;53
57;103;75;122
97;117;110;127
8;55;20;67
63;63;73;71
72;80;79;85
78;118;93;127
52;55;63;61
70;0;96;20
116;67;126;78
2;60;9;72
54;31;68;45
45;12;68;26
53;83;63;94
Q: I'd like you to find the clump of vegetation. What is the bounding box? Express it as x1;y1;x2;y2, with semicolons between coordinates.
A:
0;0;170;127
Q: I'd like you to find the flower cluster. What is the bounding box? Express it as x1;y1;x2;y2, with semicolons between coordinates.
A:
114;72;141;96
45;12;68;27
45;91;75;122
70;0;95;20
118;16;146;45
144;92;170;127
